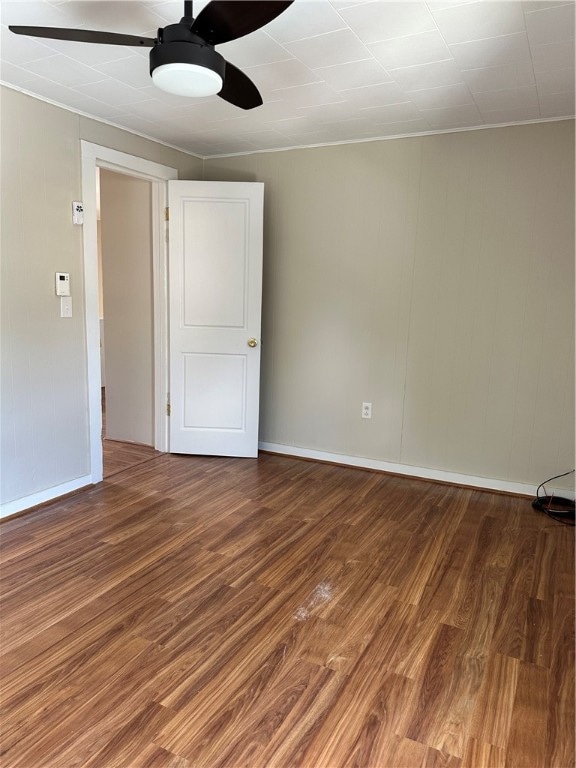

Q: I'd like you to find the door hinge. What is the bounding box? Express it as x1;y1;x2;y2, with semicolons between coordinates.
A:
165;207;169;222
166;401;171;416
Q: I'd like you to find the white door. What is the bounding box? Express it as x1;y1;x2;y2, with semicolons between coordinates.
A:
168;180;264;457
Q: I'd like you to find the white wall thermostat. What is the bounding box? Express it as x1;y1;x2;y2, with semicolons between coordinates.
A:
55;272;70;296
72;201;84;225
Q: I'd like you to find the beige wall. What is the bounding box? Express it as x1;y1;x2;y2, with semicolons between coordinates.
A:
204;121;575;490
0;85;202;512
1;81;573;511
79;116;202;180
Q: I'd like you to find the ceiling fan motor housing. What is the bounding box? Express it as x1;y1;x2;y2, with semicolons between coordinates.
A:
149;24;225;81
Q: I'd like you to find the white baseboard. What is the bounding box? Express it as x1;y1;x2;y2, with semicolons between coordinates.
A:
258;442;562;498
1;452;572;521
0;475;93;520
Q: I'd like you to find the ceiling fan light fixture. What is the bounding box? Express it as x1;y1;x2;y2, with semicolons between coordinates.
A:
149;38;226;99
152;62;222;97
10;1;295;109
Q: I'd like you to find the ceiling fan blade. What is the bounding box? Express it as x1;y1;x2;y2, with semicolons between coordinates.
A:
192;1;293;45
219;61;262;110
9;26;156;47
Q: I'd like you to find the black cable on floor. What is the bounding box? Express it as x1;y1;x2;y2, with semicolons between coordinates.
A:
532;469;575;526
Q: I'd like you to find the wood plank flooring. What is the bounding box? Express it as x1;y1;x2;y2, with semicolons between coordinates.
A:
0;452;574;768
103;438;161;479
102;389;161;478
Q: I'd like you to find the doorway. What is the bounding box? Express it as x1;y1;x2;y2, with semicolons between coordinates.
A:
97;168;161;477
81;141;178;485
82;144;264;481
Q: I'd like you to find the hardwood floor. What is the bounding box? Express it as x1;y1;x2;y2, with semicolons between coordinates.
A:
1;453;574;767
102;388;161;478
103;438;161;479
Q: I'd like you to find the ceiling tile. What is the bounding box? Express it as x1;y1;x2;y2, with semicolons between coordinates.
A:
337;1;436;45
218;32;292;69
93;54;153;89
461;61;536;93
531;38;575;72
535;67;575;94
371;117;431;134
269;81;345;107
389;59;464;90
523;1;574;12
431;1;526;45
330;0;379;9
23;35;136;67
207;115;264;135
19;53;107;87
187;139;233;155
418;102;483;128
283;28;370;69
244;58;321;93
473;84;540;113
51;1;165;36
265;0;347;44
206;137;261;154
524;3;575;47
538;90;575;116
79;77;152;105
266;114;320;136
239;128;296;149
0;60;38;86
339;80;407;106
135;84;211;107
0;27;57;64
481;104;541;123
148;0;211;23
173;122;243;142
425;0;479;11
196;98;254;123
358;101;423;123
119;98;184;122
15;75;82;105
323;119;378;140
278;129;332;145
233;98;296;122
71;97;135;121
0;1;71;27
299;99;362;121
407;82;474;109
449;31;532;69
314;58;393;90
368;30;453;69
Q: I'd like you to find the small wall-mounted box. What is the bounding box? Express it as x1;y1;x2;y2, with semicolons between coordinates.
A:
72;201;84;225
55;272;70;296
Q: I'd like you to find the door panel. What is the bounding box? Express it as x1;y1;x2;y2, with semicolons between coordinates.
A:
168;181;264;457
183;353;246;430
182;200;248;328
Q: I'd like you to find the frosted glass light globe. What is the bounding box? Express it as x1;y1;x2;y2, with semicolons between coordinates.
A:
152;62;222;97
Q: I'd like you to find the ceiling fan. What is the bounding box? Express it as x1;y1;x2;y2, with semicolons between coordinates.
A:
9;0;294;109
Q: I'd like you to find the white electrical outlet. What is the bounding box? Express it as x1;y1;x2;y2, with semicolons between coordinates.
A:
362;402;372;419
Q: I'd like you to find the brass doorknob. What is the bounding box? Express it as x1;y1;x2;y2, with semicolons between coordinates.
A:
247;338;258;348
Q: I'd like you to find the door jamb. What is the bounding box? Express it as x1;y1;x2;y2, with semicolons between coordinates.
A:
80;141;177;483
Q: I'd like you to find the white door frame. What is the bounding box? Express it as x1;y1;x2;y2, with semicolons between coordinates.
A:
80;141;178;483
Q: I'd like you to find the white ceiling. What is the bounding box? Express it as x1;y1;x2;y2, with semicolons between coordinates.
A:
1;0;574;157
